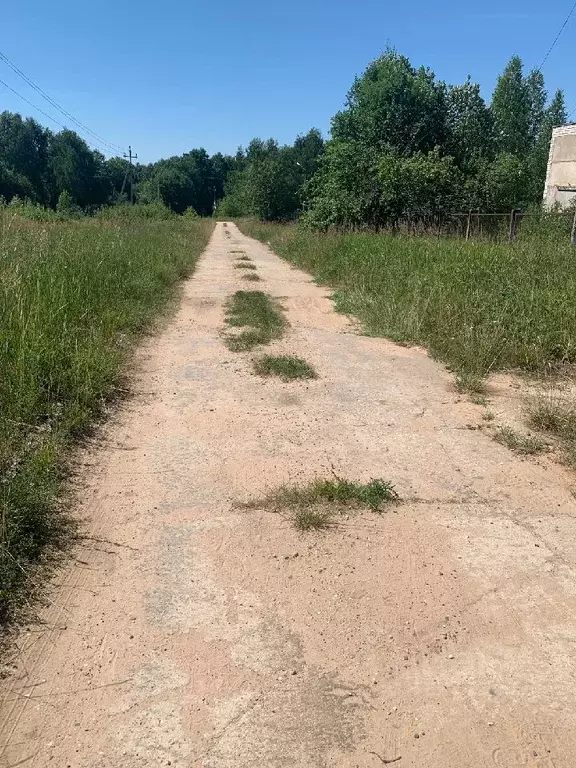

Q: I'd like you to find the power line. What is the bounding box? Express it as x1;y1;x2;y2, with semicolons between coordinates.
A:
537;0;576;71
0;76;128;156
0;50;126;155
0;76;67;131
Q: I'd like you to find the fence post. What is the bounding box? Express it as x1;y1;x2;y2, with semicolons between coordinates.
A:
465;210;472;241
571;208;576;246
508;209;518;242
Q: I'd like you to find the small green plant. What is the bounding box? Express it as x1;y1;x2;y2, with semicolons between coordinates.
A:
253;355;317;381
234;262;257;270
245;475;399;531
528;395;576;441
482;410;495;421
293;507;335;531
236;255;252;261
493;426;546;455
455;374;487;396
242;273;262;282
527;394;576;467
223;290;286;351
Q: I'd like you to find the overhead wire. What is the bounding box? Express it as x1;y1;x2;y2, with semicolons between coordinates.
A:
0;50;126;155
536;0;576;72
0;76;68;131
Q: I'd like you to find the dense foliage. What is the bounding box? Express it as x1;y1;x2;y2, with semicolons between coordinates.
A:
0;50;569;224
301;51;567;228
0;112;236;214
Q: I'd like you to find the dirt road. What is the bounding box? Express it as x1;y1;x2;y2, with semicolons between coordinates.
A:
2;222;576;768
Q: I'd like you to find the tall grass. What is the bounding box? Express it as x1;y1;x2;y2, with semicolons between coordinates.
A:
240;220;576;375
0;209;213;624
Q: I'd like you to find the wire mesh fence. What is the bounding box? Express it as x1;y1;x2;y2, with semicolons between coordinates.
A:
328;208;576;244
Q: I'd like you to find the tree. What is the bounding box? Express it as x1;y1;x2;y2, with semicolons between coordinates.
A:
377;150;460;224
446;78;494;167
331;49;447;155
491;55;532;156
48;130;109;207
525;68;547;142
303;140;381;228
528;89;567;202
0;112;51;204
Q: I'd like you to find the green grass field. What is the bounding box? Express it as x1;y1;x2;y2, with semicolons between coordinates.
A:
240;220;576;376
0;209;213;624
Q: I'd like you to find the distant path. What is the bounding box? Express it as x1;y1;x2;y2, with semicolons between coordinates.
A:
1;222;576;768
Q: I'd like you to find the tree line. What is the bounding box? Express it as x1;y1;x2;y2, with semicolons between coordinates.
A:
0;50;568;226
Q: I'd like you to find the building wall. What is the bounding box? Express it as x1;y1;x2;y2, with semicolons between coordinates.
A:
543;124;576;209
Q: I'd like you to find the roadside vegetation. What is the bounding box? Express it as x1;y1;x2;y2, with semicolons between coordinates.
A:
223;290;286;352
0;204;213;626
527;393;576;466
240;221;576;379
493;426;547;456
244;477;399;531
253;355;318;381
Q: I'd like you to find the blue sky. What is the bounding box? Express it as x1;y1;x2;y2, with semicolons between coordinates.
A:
2;0;575;162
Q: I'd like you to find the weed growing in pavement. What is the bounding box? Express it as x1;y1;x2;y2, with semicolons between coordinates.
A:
242;273;262;282
244;475;398;531
223;291;285;351
253;355;317;381
293;507;336;531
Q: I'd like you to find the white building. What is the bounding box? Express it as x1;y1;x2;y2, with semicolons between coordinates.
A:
543;124;576;209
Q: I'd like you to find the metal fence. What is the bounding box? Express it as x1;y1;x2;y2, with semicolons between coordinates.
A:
384;208;576;244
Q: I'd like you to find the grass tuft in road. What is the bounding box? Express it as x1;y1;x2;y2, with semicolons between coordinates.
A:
493;426;547;455
244;476;398;531
224;290;285;352
253;355;317;381
242;273;262;282
236;255;252;261
293;507;335;531
234;262;257;270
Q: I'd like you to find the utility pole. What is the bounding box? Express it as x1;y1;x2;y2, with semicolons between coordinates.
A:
123;145;138;204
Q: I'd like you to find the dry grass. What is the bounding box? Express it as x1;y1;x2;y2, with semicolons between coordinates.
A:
527;392;576;465
493;426;547;455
